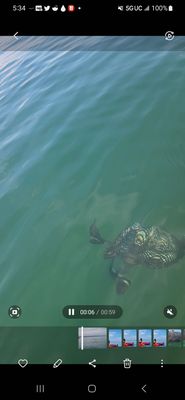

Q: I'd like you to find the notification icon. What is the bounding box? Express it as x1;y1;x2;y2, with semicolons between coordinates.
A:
68;5;75;12
61;5;66;12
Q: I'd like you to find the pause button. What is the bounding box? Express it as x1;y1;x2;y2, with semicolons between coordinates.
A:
36;384;45;393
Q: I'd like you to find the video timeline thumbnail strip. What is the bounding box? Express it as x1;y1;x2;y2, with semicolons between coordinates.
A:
78;328;184;350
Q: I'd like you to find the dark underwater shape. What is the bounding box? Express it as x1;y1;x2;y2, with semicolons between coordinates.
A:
116;278;131;294
89;220;105;244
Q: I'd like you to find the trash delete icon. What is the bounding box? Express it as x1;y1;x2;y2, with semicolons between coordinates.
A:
123;358;132;368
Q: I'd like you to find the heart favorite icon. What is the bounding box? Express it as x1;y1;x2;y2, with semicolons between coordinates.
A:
18;359;28;368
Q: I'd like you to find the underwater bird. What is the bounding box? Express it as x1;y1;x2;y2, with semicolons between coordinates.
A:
89;221;185;294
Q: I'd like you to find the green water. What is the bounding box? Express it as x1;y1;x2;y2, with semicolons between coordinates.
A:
1;37;185;363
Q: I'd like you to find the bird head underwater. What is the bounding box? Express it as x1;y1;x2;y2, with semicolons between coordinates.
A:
89;221;185;294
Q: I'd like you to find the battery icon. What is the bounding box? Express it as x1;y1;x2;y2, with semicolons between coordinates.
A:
168;5;173;11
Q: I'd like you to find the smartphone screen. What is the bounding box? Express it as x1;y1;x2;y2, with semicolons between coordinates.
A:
0;1;184;396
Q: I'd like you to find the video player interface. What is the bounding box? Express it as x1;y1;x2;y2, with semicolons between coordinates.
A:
1;2;185;371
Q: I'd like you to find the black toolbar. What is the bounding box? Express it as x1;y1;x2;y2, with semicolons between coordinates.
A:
0;364;184;396
0;0;183;36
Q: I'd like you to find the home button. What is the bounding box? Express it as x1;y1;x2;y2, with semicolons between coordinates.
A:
88;384;96;393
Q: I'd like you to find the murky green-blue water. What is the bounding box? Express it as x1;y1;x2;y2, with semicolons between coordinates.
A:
1;37;185;363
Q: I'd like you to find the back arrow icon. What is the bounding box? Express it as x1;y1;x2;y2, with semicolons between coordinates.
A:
89;359;96;368
142;384;147;393
14;32;19;40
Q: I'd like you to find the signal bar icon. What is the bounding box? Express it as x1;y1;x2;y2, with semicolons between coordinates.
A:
144;5;150;11
68;308;75;316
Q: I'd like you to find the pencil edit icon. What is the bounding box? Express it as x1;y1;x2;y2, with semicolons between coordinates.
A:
53;359;63;368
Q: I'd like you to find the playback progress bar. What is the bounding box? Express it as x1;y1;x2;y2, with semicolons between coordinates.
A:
63;305;123;319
